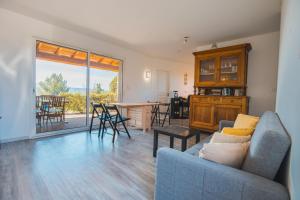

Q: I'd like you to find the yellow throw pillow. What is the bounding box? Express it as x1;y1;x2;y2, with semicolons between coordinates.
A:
222;127;255;136
233;114;260;129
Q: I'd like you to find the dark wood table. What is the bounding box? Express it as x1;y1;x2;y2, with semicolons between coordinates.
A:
153;126;200;157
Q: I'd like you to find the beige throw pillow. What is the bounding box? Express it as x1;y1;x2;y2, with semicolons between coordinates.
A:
199;142;250;168
210;132;251;143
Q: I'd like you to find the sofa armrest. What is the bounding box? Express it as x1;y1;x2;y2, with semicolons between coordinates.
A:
155;148;289;200
219;120;234;131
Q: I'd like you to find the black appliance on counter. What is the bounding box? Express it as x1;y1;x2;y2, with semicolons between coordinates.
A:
170;95;190;119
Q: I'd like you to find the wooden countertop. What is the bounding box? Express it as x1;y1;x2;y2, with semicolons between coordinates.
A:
111;102;159;107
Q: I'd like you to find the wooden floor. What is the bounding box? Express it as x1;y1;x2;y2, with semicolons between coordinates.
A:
0;127;208;200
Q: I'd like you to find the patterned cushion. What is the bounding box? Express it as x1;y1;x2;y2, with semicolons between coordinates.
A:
49;108;63;113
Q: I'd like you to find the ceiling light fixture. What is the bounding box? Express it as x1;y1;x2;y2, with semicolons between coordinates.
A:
183;36;189;44
211;42;218;49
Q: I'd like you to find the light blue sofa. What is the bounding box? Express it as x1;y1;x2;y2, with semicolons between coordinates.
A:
155;111;291;200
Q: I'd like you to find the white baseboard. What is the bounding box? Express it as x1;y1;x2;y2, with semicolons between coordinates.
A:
31;127;89;139
1;136;30;143
1;127;90;144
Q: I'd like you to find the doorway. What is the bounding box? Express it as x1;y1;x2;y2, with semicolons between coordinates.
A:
156;70;170;102
35;41;122;134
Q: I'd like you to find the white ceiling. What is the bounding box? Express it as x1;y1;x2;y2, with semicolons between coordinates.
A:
0;0;281;64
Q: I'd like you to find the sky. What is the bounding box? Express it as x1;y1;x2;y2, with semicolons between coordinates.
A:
36;59;118;91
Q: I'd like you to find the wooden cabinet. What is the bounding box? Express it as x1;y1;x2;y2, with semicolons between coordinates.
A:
214;104;243;130
189;96;248;132
190;101;215;129
194;44;250;87
190;43;251;132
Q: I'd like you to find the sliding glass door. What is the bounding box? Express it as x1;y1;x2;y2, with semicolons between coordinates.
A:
88;53;121;126
35;41;122;134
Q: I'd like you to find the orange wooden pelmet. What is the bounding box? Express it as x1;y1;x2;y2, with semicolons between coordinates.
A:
36;41;120;72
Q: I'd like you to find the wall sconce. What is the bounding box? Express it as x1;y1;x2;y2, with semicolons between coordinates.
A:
144;70;151;80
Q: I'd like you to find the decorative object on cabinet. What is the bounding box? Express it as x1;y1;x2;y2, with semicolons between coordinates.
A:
222;88;233;96
184;73;188;85
193;86;197;95
209;88;222;96
199;88;206;95
234;88;244;96
190;43;251;132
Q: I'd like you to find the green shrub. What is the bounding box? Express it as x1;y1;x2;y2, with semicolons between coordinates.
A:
61;92;117;113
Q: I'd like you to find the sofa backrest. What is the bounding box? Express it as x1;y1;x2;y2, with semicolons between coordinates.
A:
242;111;291;180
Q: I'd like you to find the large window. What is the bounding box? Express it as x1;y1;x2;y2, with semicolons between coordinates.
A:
35;41;122;134
89;53;120;104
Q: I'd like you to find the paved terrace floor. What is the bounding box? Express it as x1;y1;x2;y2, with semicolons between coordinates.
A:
36;114;189;134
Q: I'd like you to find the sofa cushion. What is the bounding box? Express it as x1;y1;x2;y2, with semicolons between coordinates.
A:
185;136;211;156
242;111;291;180
234;114;260;129
211;132;251;143
199;142;250;168
222;127;255;136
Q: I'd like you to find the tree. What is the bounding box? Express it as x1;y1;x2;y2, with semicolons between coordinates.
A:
109;76;118;94
94;83;104;93
38;73;69;95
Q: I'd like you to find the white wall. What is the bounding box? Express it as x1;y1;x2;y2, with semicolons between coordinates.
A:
170;64;195;98
195;32;280;116
276;0;300;199
0;8;191;142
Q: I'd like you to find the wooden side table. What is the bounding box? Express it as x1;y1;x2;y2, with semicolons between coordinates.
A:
153;126;200;157
112;102;158;133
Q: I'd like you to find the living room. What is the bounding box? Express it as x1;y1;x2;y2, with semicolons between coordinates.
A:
0;0;299;200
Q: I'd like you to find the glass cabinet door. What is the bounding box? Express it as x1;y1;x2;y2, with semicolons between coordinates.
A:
199;58;216;82
220;55;239;82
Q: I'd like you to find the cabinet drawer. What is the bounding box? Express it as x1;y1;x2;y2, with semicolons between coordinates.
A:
128;110;142;119
128;120;136;126
211;97;222;103
128;108;143;113
191;96;211;103
222;97;242;105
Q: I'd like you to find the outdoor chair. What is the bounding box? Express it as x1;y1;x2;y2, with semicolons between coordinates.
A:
51;96;66;122
40;100;52;124
37;95;52;125
38;95;66;124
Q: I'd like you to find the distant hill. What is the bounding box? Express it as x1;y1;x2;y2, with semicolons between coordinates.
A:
68;87;86;94
68;87;108;94
37;87;109;95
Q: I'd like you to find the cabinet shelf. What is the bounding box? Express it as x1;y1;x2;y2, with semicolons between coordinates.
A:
201;73;215;76
221;71;237;74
